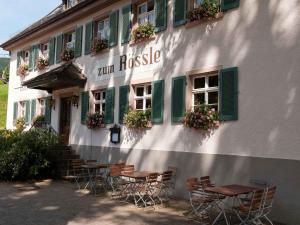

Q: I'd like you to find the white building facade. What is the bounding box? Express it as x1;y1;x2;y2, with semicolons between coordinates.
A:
1;0;300;224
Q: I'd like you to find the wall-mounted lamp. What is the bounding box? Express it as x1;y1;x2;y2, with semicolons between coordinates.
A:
110;124;121;144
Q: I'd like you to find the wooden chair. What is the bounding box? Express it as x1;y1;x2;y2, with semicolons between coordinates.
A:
158;170;173;202
121;164;135;173
200;176;214;188
233;189;265;225
167;166;177;189
259;186;277;225
63;159;88;190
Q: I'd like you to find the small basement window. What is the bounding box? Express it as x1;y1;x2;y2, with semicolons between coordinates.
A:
192;73;219;111
134;83;152;110
137;0;155;26
93;90;106;114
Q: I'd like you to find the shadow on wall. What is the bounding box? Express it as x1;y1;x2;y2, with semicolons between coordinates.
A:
70;0;300;224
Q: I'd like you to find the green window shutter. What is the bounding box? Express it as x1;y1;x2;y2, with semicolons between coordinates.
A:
75;26;83;58
45;97;52;124
30;99;36;122
81;91;89;124
171;76;186;123
221;0;240;11
84;22;93;55
152;80;164;124
25;101;30;125
33;45;39;70
220;67;238;121
13;102;18;122
105;87;115;124
155;0;167;32
48;37;56;65
119;85;129;124
17;52;21;68
173;0;186;27
121;5;132;44
56;34;64;63
28;46;34;71
109;10;119;47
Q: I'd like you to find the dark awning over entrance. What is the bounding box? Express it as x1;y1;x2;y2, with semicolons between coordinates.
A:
22;62;87;93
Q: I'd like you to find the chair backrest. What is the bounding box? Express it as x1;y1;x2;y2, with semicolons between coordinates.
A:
263;186;277;208
249;189;265;211
167;166;177;176
186;177;200;192
147;172;159;183
71;159;85;170
122;164;134;173
109;165;121;177
86;160;97;163
200;176;213;188
161;170;173;183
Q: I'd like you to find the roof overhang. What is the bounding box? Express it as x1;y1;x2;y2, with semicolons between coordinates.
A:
22;62;87;93
0;0;120;50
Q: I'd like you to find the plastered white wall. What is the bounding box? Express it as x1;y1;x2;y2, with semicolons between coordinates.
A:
6;0;300;161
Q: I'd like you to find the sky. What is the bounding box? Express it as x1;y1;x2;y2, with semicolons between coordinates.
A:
0;0;61;57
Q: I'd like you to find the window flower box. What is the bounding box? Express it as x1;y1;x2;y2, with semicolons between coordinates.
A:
61;48;74;62
17;64;29;76
36;57;49;71
92;38;109;54
187;0;223;25
131;23;155;44
124;109;152;129
183;104;220;131
86;112;105;129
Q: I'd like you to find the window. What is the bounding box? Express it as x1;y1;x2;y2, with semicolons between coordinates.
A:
134;84;152;110
19;102;26;118
24;50;30;64
39;99;46;115
97;18;110;41
67;0;76;8
189;0;204;10
137;0;155;26
41;43;49;58
65;31;76;50
192;73;219;111
93;90;106;114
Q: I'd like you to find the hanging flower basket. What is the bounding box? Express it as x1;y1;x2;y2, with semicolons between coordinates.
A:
36;57;49;71
124;109;152;129
61;49;74;62
86;112;105;129
17;64;29;76
132;23;155;43
183;104;220;131
92;38;108;53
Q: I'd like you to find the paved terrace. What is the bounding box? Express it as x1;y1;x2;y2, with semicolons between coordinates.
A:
0;180;196;225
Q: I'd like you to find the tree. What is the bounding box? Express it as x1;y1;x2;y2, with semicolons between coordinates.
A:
2;65;9;82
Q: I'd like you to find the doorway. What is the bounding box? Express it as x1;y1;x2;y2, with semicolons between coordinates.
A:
60;97;71;145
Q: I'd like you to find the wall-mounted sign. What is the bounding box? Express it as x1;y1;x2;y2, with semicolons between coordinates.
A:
96;47;162;78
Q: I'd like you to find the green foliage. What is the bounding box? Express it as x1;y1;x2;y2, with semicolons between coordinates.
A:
16;117;25;132
187;0;220;22
2;65;9;81
132;23;155;42
86;112;105;129
61;49;74;62
92;38;108;53
0;129;59;181
124;109;151;128
183;104;220;131
0;84;8;128
32;115;46;127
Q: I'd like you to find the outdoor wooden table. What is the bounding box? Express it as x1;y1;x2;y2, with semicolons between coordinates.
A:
121;171;151;179
204;184;258;225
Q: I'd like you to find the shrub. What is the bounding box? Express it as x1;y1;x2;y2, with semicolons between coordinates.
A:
0;129;59;181
16;117;25;131
124;109;151;128
132;23;155;42
32;115;46;127
183;104;219;131
86;112;105;129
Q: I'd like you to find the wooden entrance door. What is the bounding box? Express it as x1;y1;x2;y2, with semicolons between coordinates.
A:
60;97;71;145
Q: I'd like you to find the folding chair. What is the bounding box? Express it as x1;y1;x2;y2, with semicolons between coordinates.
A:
259;186;277;225
185;177;216;223
158;170;173;202
233;189;265;225
63;159;89;190
167;166;177;190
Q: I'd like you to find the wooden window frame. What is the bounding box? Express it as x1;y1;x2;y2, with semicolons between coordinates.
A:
38;98;46;116
192;72;219;111
134;83;152;111
64;30;76;50
93;90;106;114
19;101;26;118
137;0;155;26
94;17;110;41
